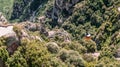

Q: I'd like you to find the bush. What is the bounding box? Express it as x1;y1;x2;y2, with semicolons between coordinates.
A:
0;37;6;46
81;39;97;53
6;51;28;67
58;49;86;67
82;54;96;62
50;57;67;67
60;41;87;54
46;42;60;53
20;39;51;67
0;46;9;62
96;57;120;67
99;46;113;59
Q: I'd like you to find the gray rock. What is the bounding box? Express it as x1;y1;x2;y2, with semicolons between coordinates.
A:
0;25;19;54
24;22;37;31
0;12;7;24
48;29;71;42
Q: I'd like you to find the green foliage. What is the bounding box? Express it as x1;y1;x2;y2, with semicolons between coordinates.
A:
6;51;28;67
0;46;9;62
46;42;60;53
50;57;67;67
37;0;54;16
82;54;96;62
21;39;51;67
0;37;6;46
81;39;97;53
96;57;120;67
58;49;86;67
0;0;14;19
13;25;22;37
99;46;114;59
60;41;87;54
0;0;120;66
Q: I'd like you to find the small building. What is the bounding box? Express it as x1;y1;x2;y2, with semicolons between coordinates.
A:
84;33;91;40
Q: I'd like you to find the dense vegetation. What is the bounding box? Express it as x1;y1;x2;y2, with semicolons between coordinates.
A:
0;0;120;67
0;0;14;19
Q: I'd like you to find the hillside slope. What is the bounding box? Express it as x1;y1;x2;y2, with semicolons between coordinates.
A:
0;0;120;67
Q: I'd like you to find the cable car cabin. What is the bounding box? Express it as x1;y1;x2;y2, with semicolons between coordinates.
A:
84;33;91;40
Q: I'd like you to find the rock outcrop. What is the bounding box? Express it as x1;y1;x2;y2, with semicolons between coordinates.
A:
48;29;71;42
0;12;7;24
0;25;19;54
0;21;45;54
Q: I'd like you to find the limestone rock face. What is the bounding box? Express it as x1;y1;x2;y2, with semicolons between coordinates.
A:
48;29;71;42
21;21;40;31
0;26;14;37
25;22;38;31
0;12;7;24
0;26;19;54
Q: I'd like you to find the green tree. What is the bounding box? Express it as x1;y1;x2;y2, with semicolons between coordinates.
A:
6;51;28;67
21;39;51;67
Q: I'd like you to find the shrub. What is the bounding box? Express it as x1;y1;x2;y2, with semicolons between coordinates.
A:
82;54;96;62
50;57;67;67
81;39;97;53
99;46;113;59
46;42;60;53
0;46;9;62
6;51;28;67
20;39;51;67
96;57;120;67
0;37;6;46
58;49;86;67
60;41;87;54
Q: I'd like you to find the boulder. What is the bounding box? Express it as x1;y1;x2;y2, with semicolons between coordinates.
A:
0;12;7;24
0;26;19;54
0;26;14;37
24;22;38;31
48;31;56;38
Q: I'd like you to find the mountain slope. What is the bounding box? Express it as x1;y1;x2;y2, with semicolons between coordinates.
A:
0;0;120;67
